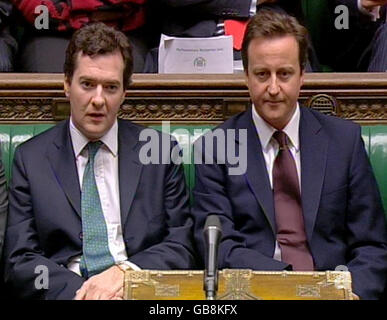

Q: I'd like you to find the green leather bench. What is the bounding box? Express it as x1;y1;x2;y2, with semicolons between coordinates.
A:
0;123;386;214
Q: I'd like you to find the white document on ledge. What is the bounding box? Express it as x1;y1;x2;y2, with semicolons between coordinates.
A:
158;34;234;74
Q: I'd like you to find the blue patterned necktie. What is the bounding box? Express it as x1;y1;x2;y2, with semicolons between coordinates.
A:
80;141;115;278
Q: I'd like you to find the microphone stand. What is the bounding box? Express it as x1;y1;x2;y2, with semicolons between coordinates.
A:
203;215;222;300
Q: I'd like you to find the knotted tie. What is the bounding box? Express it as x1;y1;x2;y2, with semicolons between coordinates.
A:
80;141;115;278
272;131;314;271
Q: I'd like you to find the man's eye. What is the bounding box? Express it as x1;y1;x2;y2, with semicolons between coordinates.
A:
81;81;94;89
255;72;267;79
279;71;291;78
105;85;118;92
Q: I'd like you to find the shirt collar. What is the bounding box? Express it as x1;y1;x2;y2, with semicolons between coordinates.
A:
252;103;300;152
69;117;118;157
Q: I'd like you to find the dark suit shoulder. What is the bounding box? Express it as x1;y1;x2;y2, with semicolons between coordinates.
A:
214;107;360;133
118;119;177;142
193;110;249;154
13;120;67;153
214;109;250;131
302;107;363;152
118;119;145;132
305;107;360;132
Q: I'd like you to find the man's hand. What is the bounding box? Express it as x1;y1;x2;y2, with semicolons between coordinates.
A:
352;293;360;300
361;0;387;10
74;265;124;300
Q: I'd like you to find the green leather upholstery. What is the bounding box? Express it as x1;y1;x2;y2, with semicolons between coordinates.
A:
0;124;385;213
151;124;214;193
367;126;387;213
0;124;54;183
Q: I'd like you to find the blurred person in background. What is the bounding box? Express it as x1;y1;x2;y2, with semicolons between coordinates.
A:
144;0;320;73
11;0;154;72
0;0;17;71
319;0;387;71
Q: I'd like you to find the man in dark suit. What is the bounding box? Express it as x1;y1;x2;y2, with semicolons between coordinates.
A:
3;22;195;300
0;152;8;300
0;0;17;71
0;152;7;264
192;9;387;299
322;0;387;71
347;0;387;71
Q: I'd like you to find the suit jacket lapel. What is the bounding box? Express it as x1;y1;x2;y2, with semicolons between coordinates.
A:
299;107;328;243
118;120;143;225
240;110;276;235
47;120;81;217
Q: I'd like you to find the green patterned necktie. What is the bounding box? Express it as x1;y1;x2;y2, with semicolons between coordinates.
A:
80;141;115;278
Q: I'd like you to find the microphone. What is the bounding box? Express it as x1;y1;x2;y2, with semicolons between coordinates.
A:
203;215;222;300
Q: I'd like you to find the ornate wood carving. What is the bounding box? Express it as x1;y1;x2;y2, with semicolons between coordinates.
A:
118;99;224;121
0;73;386;124
123;269;353;300
0;99;54;120
306;94;338;116
336;99;387;121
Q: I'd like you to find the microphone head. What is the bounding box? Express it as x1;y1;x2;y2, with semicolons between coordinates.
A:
203;215;222;298
204;215;222;234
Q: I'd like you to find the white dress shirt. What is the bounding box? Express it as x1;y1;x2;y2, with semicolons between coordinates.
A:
251;104;302;262
67;118;140;276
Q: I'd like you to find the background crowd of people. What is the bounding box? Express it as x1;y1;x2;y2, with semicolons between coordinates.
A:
0;0;386;73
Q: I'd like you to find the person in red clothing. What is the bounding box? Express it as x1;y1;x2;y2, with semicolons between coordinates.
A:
12;0;153;72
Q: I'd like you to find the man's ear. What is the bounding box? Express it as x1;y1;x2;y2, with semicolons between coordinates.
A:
64;78;70;98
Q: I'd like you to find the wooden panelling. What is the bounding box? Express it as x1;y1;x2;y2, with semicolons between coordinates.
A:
0;73;386;124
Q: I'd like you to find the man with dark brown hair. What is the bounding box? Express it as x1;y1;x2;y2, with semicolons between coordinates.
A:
192;9;387;299
4;22;195;300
